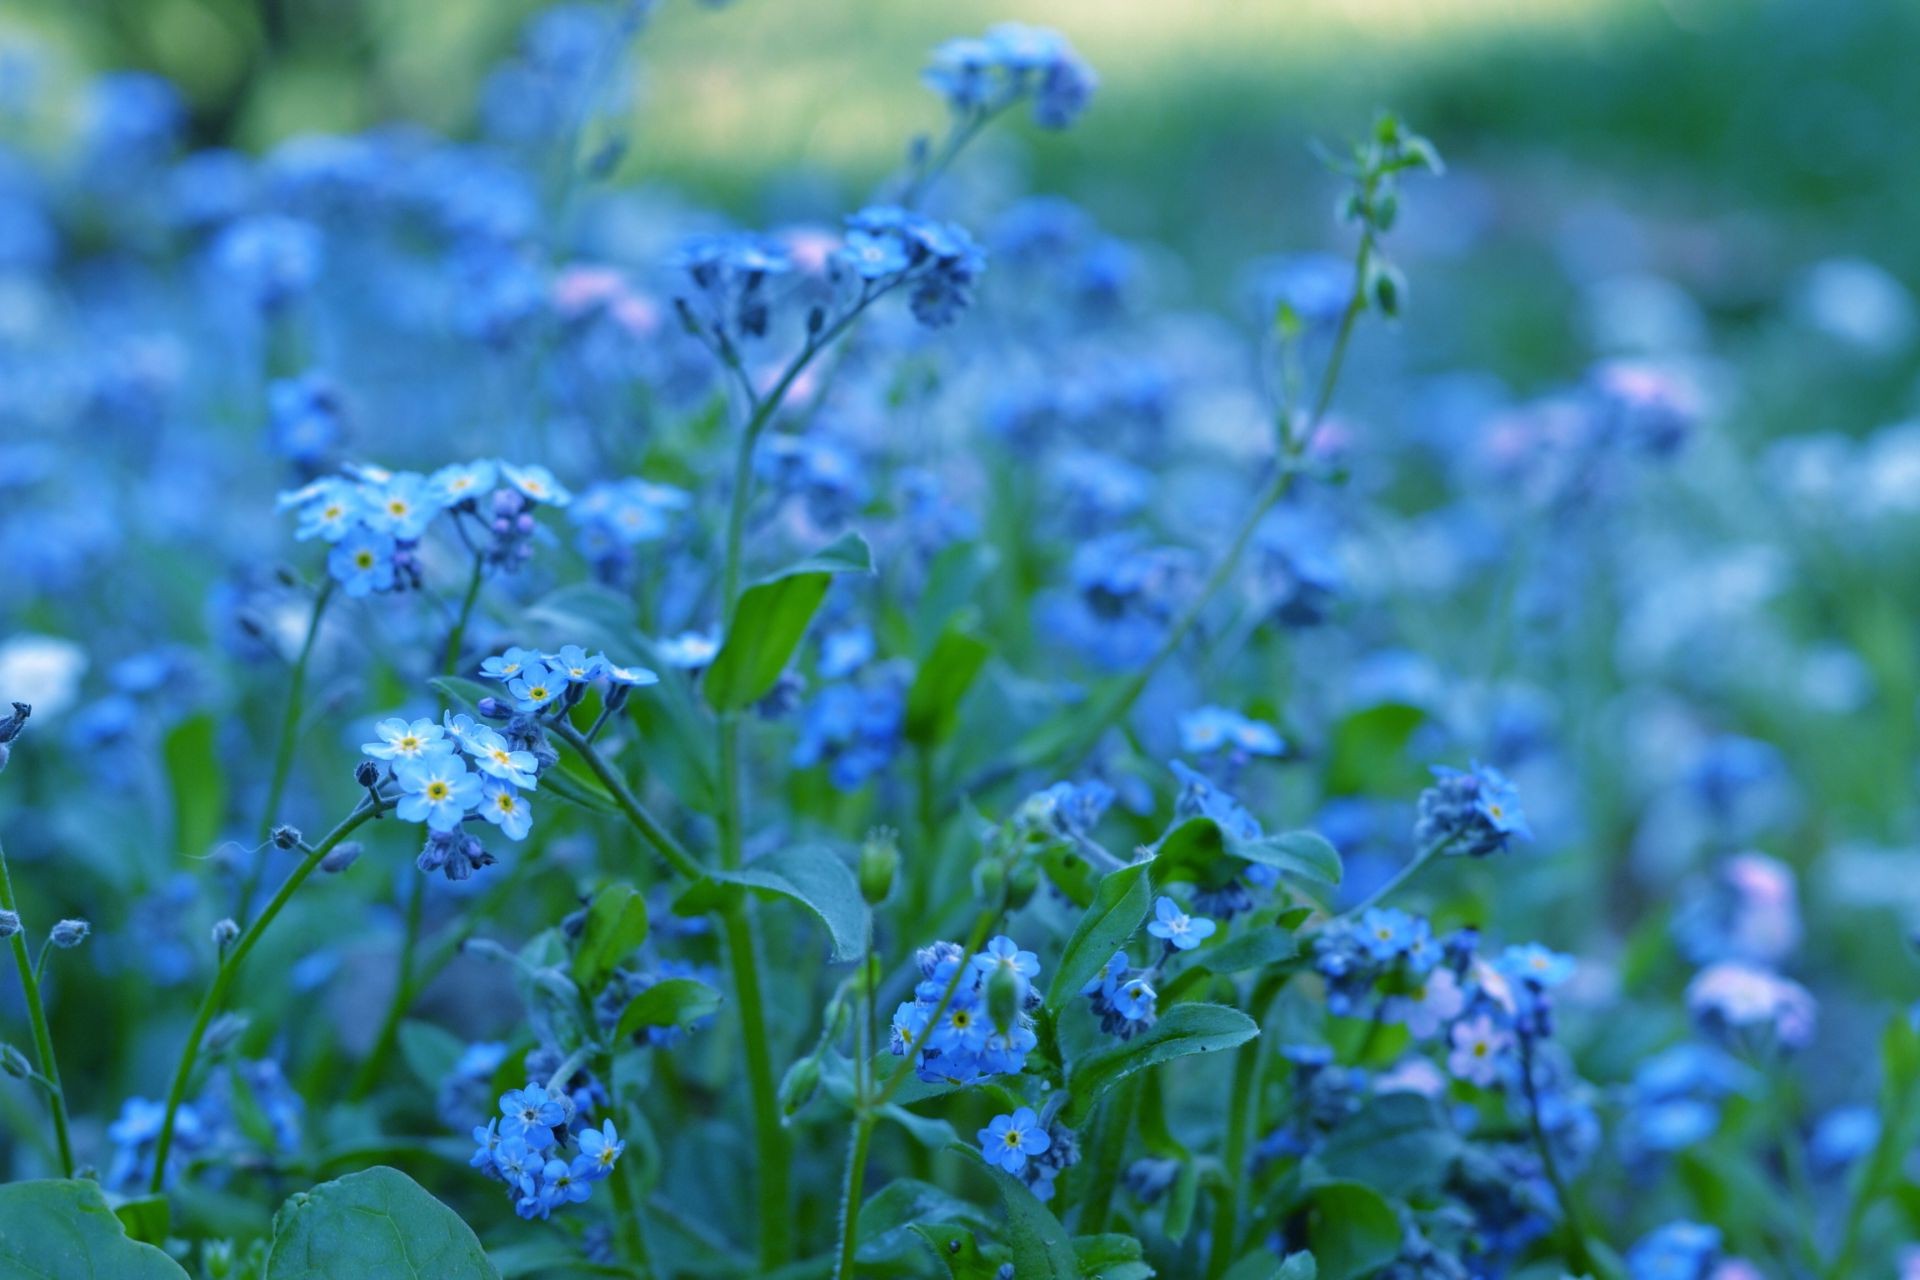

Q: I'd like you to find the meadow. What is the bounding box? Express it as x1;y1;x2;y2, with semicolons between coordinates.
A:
0;0;1915;1277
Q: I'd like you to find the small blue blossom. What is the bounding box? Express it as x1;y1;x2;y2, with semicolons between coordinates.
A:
477;780;533;841
363;717;455;764
327;526;397;597
978;1107;1051;1174
1146;896;1217;951
1415;760;1532;856
394;755;483;832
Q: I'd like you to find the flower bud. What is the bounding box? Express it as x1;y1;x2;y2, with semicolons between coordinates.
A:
354;760;380;788
0;1044;29;1079
271;824;302;850
0;702;29;743
211;918;240;949
987;964;1021;1038
203;1012;249;1057
1007;860;1040;911
0;910;17;940
49;919;88;948
319;841;362;874
974;858;1006;905
858;829;899;905
778;1055;821;1118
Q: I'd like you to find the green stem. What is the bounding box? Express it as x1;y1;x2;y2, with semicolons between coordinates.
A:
1078;1078;1138;1236
1518;1030;1599;1275
609;1136;654;1277
1337;834;1457;922
720;898;790;1267
834;1108;877;1280
549;720;701;882
243;578;335;922
1205;1041;1257;1277
0;838;73;1177
346;872;427;1101
441;556;486;677
982;239;1376;794
151;801;377;1192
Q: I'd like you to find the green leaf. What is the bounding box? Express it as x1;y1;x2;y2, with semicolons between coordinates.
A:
674;844;870;962
1066;1003;1257;1122
915;540;998;654
1310;1093;1460;1198
574;883;649;993
704;534;873;711
538;761;622;817
109;1194;170;1248
427;675;494;715
1072;1233;1153;1280
990;1166;1078;1279
1163;1160;1199;1242
1324;701;1427;797
1048;861;1152;1010
778;530;876;576
0;1180;189;1278
1191;925;1300;975
264;1166;498;1279
909;1225;997;1280
164;714;225;858
1222;1253;1315;1280
906;628;992;746
1301;1183;1400;1280
397;1020;466;1091
1152;818;1340;889
613;976;722;1039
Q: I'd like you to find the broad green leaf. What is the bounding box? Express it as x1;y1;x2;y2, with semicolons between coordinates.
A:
859;1178;995;1239
1191;925;1300;975
906;628;993;746
109;1194;170;1247
1039;843;1100;909
914;540;997;653
1235;830;1342;885
1153;818;1340;889
0;1180;188;1278
990;1166;1078;1280
1048;861;1152;1009
910;1224;997;1279
427;675;494;715
1163;1161;1199;1242
1276;1256;1318;1280
538;761;622;817
574;883;649;993
674;844;870;962
165;714;225;858
264;1166;498;1279
613;976;722;1039
1067;1003;1257;1122
705;534;874;710
1302;1182;1399;1280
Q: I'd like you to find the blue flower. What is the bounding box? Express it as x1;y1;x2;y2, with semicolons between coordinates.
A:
280;477;363;543
363;717;455;763
576;1119;624;1180
480;647;543;682
428;459;499;507
464;725;539;789
395;755;483;831
1415;760;1532;856
477;780;533;841
501;462;572;507
1146;896;1217;951
1497;943;1576;989
327;526;397;597
498;1084;568;1141
978;1107;1051;1174
550;644;607;683
1178;706;1285;758
1625;1222;1721;1280
508;665;567;712
605;661;659;687
363;472;442;540
212;213;323;310
971;935;1041;1000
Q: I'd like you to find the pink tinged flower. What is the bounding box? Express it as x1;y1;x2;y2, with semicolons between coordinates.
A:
1447;1014;1511;1087
1374;1056;1448;1098
1686;961;1816;1050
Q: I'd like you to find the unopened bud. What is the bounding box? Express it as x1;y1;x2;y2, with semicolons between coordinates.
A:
858;829;898;905
0;1044;29;1079
319;842;362;874
271;824;302;850
974;859;1006;905
778;1055;821;1118
0;702;29;744
1007;860;1040;911
354;760;380;788
0;910;18;940
212;918;240;949
986;964;1021;1037
49;919;88;949
203;1012;249;1057
476;696;508;719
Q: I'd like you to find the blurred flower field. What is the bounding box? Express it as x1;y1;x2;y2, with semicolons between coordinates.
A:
0;0;1916;1277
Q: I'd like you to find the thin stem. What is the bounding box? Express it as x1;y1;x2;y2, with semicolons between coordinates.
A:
1337;834;1457;922
151;801;377;1192
978;239;1377;795
243;578;335;922
608;1132;654;1277
720;899;790;1268
833;1105;876;1279
1518;1029;1598;1275
441;556;487;677
0;838;73;1177
549;720;702;882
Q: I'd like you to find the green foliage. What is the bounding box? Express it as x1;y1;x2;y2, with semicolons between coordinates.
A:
573;881;650;993
675;843;871;961
0;1180;188;1278
1047;860;1152;1008
906;627;993;746
613;975;724;1038
263;1167;497;1279
1066;1002;1258;1122
164;714;226;859
704;532;874;710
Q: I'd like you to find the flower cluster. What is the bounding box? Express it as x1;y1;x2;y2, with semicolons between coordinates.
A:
891;937;1041;1085
923;23;1097;129
278;459;572;597
1081;949;1158;1040
978;1106;1081;1201
361;712;539;877
107;1060;304;1191
837;206;987;328
1414;760;1533;856
470;1082;624;1221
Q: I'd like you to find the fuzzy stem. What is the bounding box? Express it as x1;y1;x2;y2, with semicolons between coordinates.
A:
151;801;377;1192
0;838;73;1177
242;577;334;922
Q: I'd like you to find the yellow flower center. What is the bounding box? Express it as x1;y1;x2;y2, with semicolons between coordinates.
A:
426;781;449;801
354;551;375;569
